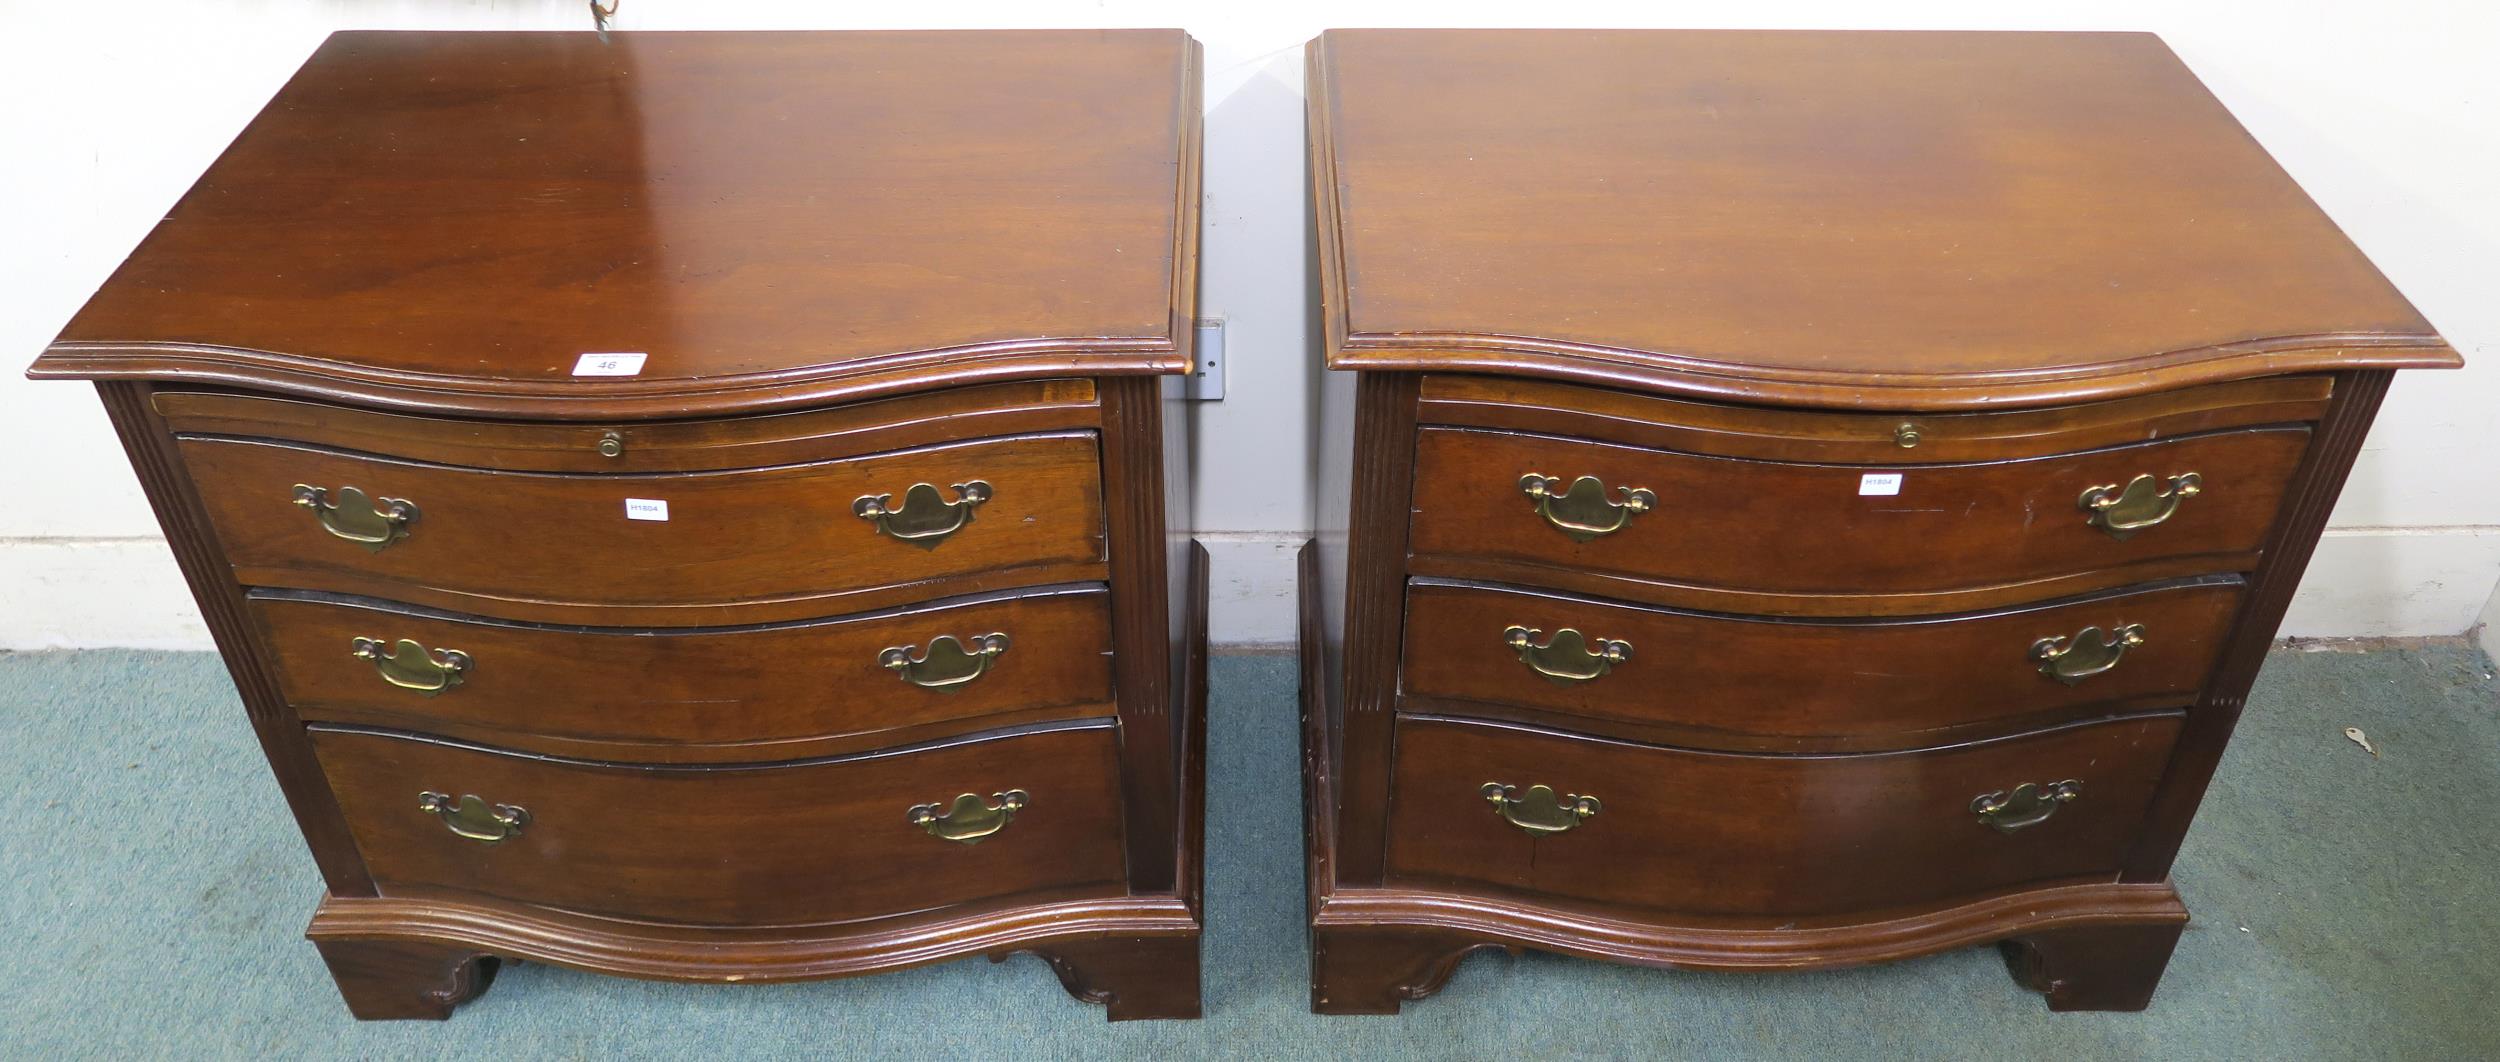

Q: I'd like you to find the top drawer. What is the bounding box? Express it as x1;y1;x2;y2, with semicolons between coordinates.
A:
1409;425;2308;616
179;431;1106;626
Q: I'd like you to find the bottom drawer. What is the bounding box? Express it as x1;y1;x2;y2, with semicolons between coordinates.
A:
311;720;1128;926
1384;713;2179;918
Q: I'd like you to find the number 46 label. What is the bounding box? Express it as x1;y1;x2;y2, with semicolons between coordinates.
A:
573;352;648;376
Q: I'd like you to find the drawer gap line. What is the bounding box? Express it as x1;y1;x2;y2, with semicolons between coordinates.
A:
305;716;1119;772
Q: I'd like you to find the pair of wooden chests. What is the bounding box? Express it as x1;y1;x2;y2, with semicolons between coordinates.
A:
27;28;2459;1020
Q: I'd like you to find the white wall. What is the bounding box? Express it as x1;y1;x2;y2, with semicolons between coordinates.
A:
3;1;2494;649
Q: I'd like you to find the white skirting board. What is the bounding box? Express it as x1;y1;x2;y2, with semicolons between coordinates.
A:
1193;533;1307;650
0;538;210;650
1;529;2493;651
2279;527;2500;641
2482;570;2500;662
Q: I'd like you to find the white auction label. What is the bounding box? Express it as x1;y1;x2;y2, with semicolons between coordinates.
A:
572;352;648;377
625;498;670;521
1858;473;1904;497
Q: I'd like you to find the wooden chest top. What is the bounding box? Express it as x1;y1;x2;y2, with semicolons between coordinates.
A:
1309;29;2460;408
31;30;1202;418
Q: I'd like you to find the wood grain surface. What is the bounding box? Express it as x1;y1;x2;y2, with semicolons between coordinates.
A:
32;30;1202;419
1310;30;2458;409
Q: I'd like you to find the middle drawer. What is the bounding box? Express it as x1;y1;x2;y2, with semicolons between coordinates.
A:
1402;578;2239;752
255;585;1112;763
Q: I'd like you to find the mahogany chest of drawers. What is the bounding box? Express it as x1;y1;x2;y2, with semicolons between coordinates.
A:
1301;29;2461;1012
31;30;1207;1021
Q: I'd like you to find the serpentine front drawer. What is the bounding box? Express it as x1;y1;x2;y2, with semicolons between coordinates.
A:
310;720;1129;927
1407;424;2307;617
178;430;1108;626
1382;713;2180;919
1398;577;2241;753
253;584;1114;763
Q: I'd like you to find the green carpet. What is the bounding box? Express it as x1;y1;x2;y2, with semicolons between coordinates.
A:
2;646;2494;1059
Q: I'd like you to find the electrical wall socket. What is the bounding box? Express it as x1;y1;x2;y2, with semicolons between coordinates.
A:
1187;317;1225;400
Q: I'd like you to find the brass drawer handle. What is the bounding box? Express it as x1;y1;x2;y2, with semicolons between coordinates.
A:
351;637;470;696
292;484;418;551
854;480;991;548
1518;474;1656;541
417;791;529;843
881;633;1010;691
1971;780;2081;833
1503;626;1631;685
1480;782;1601;835
2077;472;2202;540
2030;624;2145;686
909;790;1028;844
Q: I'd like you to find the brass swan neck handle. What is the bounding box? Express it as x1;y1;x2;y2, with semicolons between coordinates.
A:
418;792;529;843
909;790;1029;844
2078;472;2202;540
855;481;991;548
293;484;418;551
1504;626;1631;686
1481;782;1601;835
880;633;1010;691
1971;780;2081;833
1518;474;1656;542
2031;624;2145;686
352;637;470;696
